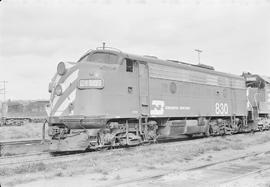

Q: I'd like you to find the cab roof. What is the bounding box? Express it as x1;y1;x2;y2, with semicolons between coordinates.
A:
81;48;244;81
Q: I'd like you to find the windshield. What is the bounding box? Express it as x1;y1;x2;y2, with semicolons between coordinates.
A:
84;52;119;64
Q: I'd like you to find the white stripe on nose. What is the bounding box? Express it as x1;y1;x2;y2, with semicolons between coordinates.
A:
54;89;76;116
60;70;79;93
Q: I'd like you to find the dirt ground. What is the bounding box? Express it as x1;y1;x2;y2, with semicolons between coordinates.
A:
1;130;270;187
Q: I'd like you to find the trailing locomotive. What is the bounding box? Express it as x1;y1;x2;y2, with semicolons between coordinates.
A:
243;73;270;130
47;46;270;151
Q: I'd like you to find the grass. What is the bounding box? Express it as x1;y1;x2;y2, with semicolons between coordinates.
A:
4;177;37;187
3;152;14;157
94;168;109;176
55;170;64;177
231;143;245;150
115;174;121;180
0;162;46;176
254;133;270;144
206;155;213;161
102;170;109;175
99;176;108;181
145;165;157;170
211;145;224;151
15;162;46;174
0;123;48;141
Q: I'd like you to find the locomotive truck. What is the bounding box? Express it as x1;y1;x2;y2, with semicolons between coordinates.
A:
47;46;270;152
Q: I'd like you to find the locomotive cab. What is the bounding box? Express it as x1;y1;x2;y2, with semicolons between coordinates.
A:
74;50;144;120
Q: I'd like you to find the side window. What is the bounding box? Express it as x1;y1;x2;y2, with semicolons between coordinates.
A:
126;59;133;72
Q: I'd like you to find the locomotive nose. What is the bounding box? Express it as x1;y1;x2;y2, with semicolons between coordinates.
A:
77;62;105;89
73;62;106;117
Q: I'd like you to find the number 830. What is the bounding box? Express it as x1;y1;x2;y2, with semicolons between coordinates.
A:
215;103;229;115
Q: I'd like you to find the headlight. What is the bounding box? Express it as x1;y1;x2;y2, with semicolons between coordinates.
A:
57;62;66;76
55;84;62;96
78;79;104;89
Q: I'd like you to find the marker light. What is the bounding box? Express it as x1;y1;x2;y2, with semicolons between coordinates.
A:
57;62;66;76
48;82;53;93
55;84;62;96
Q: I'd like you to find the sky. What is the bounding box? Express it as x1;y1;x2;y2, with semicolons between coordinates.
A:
0;0;270;100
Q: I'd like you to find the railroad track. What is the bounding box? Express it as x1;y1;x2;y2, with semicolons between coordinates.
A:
0;147;125;167
0;152;51;166
0;139;48;157
0;150;49;161
112;149;270;186
0;134;196;158
221;165;270;184
0;131;268;167
0;139;44;146
0;137;198;167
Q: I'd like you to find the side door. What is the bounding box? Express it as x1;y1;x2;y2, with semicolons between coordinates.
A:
138;62;150;116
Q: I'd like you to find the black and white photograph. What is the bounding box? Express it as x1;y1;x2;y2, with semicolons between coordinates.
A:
0;0;270;186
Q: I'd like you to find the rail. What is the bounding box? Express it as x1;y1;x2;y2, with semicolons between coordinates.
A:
111;149;270;186
0;139;47;157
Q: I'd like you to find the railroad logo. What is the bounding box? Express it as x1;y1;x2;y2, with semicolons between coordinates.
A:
150;100;165;115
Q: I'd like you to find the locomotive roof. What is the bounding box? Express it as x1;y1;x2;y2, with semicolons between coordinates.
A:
85;49;244;81
125;52;243;81
258;75;270;84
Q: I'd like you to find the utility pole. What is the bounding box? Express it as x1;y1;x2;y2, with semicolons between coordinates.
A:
0;81;8;126
0;81;7;102
194;49;202;64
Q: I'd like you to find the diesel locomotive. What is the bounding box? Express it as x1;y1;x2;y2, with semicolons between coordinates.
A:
47;46;270;151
